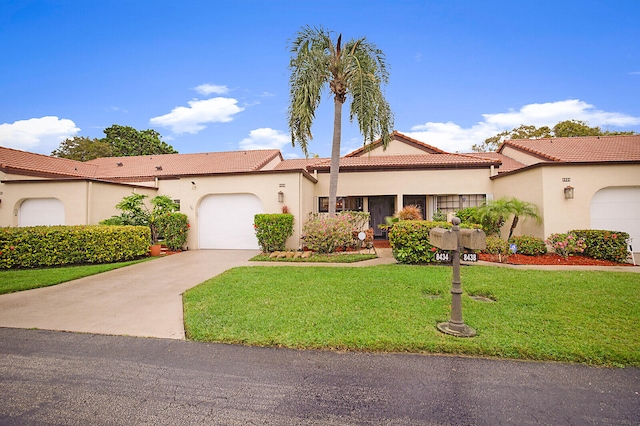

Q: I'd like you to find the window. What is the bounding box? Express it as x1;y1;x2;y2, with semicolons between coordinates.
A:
318;196;363;213
436;194;486;214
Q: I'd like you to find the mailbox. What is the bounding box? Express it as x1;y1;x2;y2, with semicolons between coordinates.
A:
458;228;487;250
429;228;458;250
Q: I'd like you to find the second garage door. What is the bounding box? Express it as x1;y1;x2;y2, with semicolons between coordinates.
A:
199;193;263;249
591;186;640;249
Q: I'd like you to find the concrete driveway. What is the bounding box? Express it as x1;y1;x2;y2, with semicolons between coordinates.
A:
0;250;258;339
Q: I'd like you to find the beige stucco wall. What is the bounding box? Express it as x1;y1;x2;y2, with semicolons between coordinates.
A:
492;163;640;239
355;142;434;156
154;172;312;250
0;175;156;227
500;145;547;166
313;167;495;212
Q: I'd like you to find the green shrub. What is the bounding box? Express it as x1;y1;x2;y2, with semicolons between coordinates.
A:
388;220;451;264
158;212;190;251
546;232;586;259
0;225;150;269
254;214;295;252
482;236;509;255
508;235;547;256
302;214;352;253
571;229;630;263
338;211;371;249
455;207;478;224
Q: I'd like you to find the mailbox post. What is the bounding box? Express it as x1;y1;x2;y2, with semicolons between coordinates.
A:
429;217;486;338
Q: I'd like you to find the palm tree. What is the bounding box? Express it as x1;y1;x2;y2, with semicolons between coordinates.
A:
475;197;541;238
505;197;541;239
288;26;393;216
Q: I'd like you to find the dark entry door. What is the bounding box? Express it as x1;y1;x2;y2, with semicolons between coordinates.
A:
403;195;426;220
369;196;395;238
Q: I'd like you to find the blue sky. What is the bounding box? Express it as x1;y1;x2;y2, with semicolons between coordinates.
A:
1;0;639;158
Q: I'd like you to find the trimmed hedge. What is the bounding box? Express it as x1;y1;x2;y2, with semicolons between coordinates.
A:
254;214;294;252
508;235;547;256
0;225;150;269
570;229;630;263
158;212;190;251
388;220;451;264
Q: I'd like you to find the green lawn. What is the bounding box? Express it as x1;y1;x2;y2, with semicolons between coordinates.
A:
250;253;377;263
0;258;150;295
183;265;640;366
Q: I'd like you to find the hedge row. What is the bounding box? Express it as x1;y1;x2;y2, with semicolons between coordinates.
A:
570;229;630;263
0;226;150;269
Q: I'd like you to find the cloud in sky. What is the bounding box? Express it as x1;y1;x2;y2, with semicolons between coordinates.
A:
194;83;229;96
0;116;79;152
406;99;640;152
239;128;290;151
150;97;244;134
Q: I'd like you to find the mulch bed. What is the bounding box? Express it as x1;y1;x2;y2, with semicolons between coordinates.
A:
478;253;635;267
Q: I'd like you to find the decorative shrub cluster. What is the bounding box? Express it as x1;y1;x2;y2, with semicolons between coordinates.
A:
508;235;547;256
396;205;422;221
546;232;586;258
254;214;295;252
482;236;509;256
158;213;190;251
570;229;630;263
302;213;353;253
0;225;149;269
388;220;450;264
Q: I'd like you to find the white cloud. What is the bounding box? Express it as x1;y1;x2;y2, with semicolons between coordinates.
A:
0;116;80;153
239;128;290;150
150;97;244;134
194;83;229;96
406;100;640;152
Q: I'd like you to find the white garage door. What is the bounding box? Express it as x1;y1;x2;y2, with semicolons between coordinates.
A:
199;193;263;249
591;187;640;248
18;198;65;227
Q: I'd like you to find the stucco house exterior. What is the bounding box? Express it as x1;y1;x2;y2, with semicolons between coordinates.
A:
1;132;638;253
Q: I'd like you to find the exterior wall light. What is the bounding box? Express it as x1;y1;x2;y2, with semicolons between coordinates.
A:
278;191;284;203
564;186;574;199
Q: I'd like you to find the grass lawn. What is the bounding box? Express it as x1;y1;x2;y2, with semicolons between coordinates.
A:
0;258;150;295
183;265;640;367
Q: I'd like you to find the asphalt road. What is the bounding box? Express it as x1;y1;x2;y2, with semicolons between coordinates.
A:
1;328;638;425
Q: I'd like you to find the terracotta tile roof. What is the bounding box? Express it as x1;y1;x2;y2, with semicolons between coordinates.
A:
463;152;526;173
345;131;446;157
0;146;97;178
87;149;283;180
272;158;329;171
310;153;500;171
498;135;640;163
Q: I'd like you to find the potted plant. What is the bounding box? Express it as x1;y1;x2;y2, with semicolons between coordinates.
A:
113;194;178;256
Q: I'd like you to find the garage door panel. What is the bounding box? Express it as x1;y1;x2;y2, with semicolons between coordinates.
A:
18;198;65;227
199;194;263;249
591;187;640;246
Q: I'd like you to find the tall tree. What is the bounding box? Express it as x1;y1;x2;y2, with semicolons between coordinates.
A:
472;125;551;152
51;136;113;161
102;125;177;157
474;119;638;152
288;26;393;216
552;120;601;137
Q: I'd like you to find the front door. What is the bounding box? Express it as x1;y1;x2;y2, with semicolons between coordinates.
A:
369;196;395;238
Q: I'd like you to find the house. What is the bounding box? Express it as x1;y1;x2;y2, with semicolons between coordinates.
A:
1;132;638;253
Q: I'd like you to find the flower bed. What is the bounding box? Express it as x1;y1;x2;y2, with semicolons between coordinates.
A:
479;253;635;266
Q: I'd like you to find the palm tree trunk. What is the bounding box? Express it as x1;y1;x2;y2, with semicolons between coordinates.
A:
509;215;519;239
328;96;343;217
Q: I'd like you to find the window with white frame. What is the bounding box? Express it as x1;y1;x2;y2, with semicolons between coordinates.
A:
436;194;486;214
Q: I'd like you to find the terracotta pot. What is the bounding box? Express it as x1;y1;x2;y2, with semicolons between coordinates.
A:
149;244;162;256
